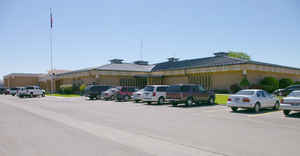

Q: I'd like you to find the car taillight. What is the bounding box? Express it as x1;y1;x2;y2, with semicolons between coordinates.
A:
228;98;232;102
280;99;284;103
243;98;250;103
152;92;156;96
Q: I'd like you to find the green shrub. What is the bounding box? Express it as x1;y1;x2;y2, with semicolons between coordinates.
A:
259;77;279;93
279;78;293;88
240;77;250;89
294;81;300;85
230;84;241;93
79;84;86;95
59;86;73;94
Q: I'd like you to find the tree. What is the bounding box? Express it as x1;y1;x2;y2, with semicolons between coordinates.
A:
260;77;279;93
279;78;293;88
228;51;251;60
240;77;250;89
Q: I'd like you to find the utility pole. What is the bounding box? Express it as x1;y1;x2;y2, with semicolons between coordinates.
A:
49;8;54;94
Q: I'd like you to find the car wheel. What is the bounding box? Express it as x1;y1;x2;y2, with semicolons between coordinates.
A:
42;93;45;97
158;97;165;105
283;110;291;116
185;98;193;107
147;101;152;105
172;102;177;107
231;107;238;112
273;101;280;110
253;103;260;113
135;100;139;103
30;93;33;98
208;97;215;104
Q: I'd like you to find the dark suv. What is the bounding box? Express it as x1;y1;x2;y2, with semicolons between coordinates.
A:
166;84;215;107
277;85;300;96
84;85;112;100
115;86;137;102
0;88;9;95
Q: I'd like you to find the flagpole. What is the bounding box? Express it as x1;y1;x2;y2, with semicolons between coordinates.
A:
50;8;54;94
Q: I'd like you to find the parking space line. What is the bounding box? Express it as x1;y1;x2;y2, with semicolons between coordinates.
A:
247;110;280;117
203;108;229;113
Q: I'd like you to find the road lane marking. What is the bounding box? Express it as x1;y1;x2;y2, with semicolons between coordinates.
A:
247;111;280;117
5;102;226;156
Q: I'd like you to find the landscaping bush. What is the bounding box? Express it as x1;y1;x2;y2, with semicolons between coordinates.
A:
59;86;73;94
72;84;80;94
294;81;300;85
259;77;279;93
279;78;293;88
230;84;241;93
79;84;86;95
240;77;250;89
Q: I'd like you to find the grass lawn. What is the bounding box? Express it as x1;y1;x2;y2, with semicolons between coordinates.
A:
215;94;230;105
46;93;81;97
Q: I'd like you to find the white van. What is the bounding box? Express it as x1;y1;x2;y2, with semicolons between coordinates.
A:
142;85;169;104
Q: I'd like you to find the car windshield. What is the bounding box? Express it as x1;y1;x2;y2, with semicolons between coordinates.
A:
10;88;17;90
144;86;154;92
236;90;255;95
288;92;300;97
166;85;181;92
26;87;34;89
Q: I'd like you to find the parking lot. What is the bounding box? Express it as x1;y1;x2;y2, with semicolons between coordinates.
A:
1;95;300;156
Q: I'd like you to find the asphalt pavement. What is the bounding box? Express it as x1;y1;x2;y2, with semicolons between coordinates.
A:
0;95;299;156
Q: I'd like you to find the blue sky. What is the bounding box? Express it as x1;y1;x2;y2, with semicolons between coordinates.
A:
1;0;300;79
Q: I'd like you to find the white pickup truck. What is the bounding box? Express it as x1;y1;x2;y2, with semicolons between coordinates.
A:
18;86;45;98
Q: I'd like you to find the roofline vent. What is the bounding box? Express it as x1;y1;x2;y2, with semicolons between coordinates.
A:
167;57;179;62
110;59;124;64
214;52;229;57
134;60;149;65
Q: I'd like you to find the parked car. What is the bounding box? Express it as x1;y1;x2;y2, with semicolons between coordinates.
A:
277;85;300;96
280;90;300;116
0;88;9;95
16;87;27;98
142;85;169;104
9;87;18;96
166;84;215;107
84;85;112;100
102;87;120;100
132;89;145;103
227;89;280;113
17;86;45;98
115;86;137;102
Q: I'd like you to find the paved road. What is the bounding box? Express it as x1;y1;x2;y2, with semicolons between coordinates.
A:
0;95;299;156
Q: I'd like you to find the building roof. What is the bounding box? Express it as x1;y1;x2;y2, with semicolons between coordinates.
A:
151;55;300;72
96;63;154;72
3;73;44;78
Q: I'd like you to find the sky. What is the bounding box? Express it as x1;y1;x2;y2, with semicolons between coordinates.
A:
1;0;300;79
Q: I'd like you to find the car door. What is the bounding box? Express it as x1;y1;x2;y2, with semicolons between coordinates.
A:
264;91;276;107
260;91;269;108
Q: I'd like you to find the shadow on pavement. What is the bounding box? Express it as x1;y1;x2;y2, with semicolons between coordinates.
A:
230;108;279;115
286;112;300;118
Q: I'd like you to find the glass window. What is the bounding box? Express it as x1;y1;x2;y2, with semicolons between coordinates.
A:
181;86;190;92
26;86;34;90
192;86;199;92
157;87;167;92
288;92;300;97
236;90;255;95
198;85;205;92
144;86;154;92
167;85;181;92
128;87;135;92
261;91;266;97
121;87;127;92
